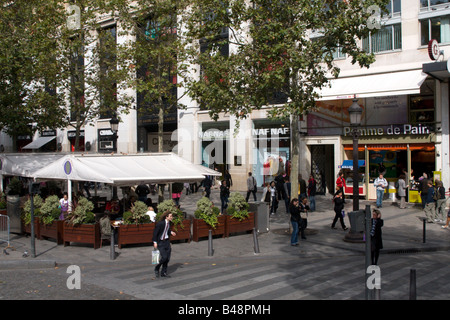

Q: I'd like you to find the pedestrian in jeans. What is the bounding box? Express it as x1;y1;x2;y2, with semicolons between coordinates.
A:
289;198;300;246
435;180;446;223
374;173;388;208
424;180;436;223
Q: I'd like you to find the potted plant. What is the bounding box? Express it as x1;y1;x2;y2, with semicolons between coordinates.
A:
20;194;43;238
64;197;100;249
39;195;64;245
225;192;255;237
0;192;6;215
192;197;225;241
156;200;191;243
117;200;154;248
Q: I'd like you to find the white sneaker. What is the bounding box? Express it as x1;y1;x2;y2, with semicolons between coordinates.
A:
442;225;448;229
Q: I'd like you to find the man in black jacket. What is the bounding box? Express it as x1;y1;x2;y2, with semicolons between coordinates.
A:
153;212;176;277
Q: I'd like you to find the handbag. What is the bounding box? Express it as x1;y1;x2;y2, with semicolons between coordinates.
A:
300;211;307;219
152;249;160;265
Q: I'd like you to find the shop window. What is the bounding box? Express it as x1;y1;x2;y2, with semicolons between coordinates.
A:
409;79;435;124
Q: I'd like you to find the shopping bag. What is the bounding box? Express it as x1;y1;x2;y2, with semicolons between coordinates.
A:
152;249;160;265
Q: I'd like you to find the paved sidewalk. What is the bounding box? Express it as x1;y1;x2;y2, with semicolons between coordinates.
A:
1;188;449;268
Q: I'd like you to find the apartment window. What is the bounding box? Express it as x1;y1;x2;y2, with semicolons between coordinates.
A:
421;0;450;10
98;25;117;119
363;24;402;53
386;0;401;17
420;15;450;45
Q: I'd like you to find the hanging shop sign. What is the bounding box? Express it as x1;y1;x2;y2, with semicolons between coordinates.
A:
343;123;432;137
252;127;290;137
199;128;230;141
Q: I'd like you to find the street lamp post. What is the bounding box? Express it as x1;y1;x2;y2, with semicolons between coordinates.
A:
109;115;119;153
348;98;363;211
109;115;119;201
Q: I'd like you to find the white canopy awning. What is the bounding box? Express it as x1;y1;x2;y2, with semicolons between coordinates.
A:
318;69;428;100
22;136;56;149
0;153;64;177
32;153;221;186
32;155;114;184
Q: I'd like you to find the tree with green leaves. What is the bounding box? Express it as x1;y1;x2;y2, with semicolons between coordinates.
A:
0;0;68;151
181;0;390;195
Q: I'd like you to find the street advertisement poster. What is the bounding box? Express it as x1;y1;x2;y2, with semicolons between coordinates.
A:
369;150;397;178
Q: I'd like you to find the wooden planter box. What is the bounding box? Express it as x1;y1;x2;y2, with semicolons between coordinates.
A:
64;222;100;249
225;212;255;237
117;223;155;249
192;215;226;242
170;219;191;243
39;220;64;245
21;217;40;238
0;209;6;215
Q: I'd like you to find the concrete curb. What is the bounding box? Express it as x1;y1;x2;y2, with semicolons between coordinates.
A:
0;259;56;270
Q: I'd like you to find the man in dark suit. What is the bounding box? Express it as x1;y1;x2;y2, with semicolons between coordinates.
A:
153;212;176;277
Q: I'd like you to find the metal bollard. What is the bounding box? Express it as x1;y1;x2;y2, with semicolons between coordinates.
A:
409;269;417;300
110;228;116;260
208;230;214;256
422;219;426;243
253;228;260;253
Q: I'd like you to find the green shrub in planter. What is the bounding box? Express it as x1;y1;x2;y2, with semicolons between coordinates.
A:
39;195;60;225
227;192;250;221
123;201;150;224
194;197;221;229
67;197;95;225
21;195;44;225
156;200;184;231
0;192;6;209
7;177;23;196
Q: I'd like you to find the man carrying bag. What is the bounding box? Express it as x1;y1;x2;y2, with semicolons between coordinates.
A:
153;211;176;278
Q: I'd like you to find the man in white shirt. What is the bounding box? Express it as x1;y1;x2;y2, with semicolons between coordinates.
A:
374;173;388;208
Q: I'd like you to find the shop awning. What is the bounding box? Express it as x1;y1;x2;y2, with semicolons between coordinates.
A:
318;69;428;100
339;160;365;169
22;136;56;150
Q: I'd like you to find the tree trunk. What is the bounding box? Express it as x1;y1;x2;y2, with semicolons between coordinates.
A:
290;115;299;200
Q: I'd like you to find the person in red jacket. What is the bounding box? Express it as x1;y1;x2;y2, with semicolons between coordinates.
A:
336;170;346;200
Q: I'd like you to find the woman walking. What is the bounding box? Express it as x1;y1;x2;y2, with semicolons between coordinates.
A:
289;198;300;246
331;189;348;230
219;180;230;214
397;175;408;209
269;181;278;215
370;209;384;265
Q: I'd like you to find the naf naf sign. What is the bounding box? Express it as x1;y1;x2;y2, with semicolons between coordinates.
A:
344;124;432;137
